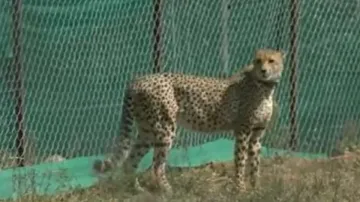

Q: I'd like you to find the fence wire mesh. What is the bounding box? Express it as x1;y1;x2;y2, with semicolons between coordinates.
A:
0;0;359;171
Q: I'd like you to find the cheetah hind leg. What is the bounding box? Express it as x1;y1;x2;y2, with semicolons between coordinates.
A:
152;125;176;195
93;133;132;173
93;91;134;174
121;129;153;193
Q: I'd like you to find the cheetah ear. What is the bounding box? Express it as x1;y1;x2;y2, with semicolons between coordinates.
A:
279;50;287;59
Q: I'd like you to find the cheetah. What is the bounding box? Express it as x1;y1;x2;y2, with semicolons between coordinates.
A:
93;48;286;193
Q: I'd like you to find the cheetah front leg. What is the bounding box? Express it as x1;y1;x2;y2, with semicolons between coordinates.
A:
248;127;265;188
233;125;251;191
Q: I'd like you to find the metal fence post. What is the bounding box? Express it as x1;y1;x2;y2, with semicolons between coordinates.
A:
12;0;26;167
153;0;163;73
288;0;299;151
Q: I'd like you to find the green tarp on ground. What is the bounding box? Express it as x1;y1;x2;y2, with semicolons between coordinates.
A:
0;139;326;200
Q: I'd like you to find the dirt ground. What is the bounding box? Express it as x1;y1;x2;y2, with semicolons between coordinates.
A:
3;150;360;202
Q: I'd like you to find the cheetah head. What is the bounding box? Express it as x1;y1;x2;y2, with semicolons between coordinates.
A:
251;48;286;85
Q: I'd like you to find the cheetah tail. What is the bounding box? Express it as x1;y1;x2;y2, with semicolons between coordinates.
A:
93;90;134;173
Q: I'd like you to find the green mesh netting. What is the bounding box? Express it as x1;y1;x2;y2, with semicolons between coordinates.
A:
0;0;359;199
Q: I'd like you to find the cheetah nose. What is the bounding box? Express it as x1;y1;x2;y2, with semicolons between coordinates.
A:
261;69;267;75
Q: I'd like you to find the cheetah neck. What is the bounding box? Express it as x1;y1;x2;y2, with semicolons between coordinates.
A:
255;79;278;89
249;80;276;100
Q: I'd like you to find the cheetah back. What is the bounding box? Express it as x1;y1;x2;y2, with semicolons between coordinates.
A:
129;73;235;133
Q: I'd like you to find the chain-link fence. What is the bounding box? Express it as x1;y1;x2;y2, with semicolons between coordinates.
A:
0;0;360;199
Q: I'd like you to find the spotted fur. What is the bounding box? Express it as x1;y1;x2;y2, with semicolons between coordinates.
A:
93;48;286;193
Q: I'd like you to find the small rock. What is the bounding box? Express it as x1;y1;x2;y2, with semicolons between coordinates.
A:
44;154;66;163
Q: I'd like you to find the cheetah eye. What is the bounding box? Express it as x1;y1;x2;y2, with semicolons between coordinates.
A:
268;59;275;63
254;59;261;64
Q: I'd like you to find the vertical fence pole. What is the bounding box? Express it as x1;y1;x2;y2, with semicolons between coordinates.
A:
153;0;163;73
12;0;25;167
275;0;285;50
220;0;230;77
288;0;299;151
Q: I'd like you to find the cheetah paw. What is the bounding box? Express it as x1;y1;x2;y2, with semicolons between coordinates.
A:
93;159;113;173
134;178;147;193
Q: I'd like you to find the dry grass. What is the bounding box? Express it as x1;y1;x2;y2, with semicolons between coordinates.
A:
3;151;360;202
2;118;359;201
